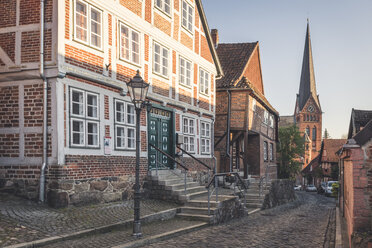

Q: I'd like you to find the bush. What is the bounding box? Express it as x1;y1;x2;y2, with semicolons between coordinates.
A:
331;182;339;198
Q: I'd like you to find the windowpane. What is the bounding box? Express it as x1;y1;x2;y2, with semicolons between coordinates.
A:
183;118;188;133
87;94;98;118
87;122;98;146
188;5;193;31
90;8;101;48
162;48;168;76
164;0;171;14
189;119;194;134
154;44;161;73
72;120;84;145
127;128;135;148
189;137;195;152
72;91;84;116
116;101;125;123
182;1;193;32
116;126;125;148
127;104;135;125
120;25;130;60
75;1;87;42
132;31;140;64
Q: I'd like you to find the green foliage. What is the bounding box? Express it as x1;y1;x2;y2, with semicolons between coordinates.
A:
277;125;305;179
323;128;330;139
331;182;339;198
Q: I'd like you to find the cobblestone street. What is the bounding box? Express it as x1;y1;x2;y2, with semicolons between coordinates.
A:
147;192;336;248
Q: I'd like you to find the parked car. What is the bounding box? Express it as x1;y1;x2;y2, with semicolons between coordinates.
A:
325;181;338;196
321;182;327;191
294;185;302;191
305;184;317;192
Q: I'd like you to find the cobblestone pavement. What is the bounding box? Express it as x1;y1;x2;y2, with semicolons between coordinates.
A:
0;192;179;247
147;192;336;248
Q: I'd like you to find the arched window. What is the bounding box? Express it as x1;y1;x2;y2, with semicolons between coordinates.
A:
310;115;313;121
306;126;310;136
312;127;316;141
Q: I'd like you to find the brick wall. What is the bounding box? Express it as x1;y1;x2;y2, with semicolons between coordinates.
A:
154;13;171;37
119;0;142;17
179;88;192;105
0;134;19;157
24;83;51;127
243;48;264;94
0;86;19;128
200;35;213;63
65;45;104;74
152;78;169;97
0;0;16;28
0;32;16;63
181;31;193;50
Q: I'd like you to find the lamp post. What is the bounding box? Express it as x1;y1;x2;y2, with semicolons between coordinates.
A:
126;70;149;238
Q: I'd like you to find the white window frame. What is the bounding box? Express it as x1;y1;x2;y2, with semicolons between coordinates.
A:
74;0;103;50
263;141;268;161
114;99;136;150
269;143;274;161
69;88;100;148
119;22;141;66
154;0;171;16
199;68;209;95
200;121;211;154
181;0;193;33
252;98;257;111
182;117;195;153
264;110;269;124
153;42;169;78
179;56;192;87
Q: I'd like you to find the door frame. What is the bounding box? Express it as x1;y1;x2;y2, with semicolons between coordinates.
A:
147;103;176;170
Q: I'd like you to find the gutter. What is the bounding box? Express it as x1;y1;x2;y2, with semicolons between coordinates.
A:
226;90;231;172
39;0;47;203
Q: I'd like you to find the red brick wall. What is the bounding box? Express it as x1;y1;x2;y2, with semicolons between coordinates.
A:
243;48;264;94
179;88;191;105
0;134;19;157
152;78;169;97
0;86;19;128
119;0;142;17
181;31;193;50
24;133;51;157
0;32;16;63
24;83;51;127
145;0;152;23
104;95;109;120
108;14;112;46
154;13;171;37
21;31;40;63
0;0;16;28
65;0;70;39
65;45;104;74
173;14;180;41
200;35;213;63
116;64;137;83
194;30;200;54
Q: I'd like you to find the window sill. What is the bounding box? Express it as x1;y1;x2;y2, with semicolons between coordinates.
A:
118;57;142;69
72;38;104;53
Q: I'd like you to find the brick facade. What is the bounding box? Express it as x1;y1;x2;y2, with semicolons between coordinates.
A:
0;0;220;207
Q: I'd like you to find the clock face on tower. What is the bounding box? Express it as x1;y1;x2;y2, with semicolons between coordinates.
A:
307;104;314;112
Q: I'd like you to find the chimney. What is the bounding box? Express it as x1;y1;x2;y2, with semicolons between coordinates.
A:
211;29;219;48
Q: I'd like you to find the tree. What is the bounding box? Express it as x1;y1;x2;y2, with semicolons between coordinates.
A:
323;128;330;139
277;125;305;179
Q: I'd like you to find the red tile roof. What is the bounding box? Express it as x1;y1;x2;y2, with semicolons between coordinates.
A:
321;139;347;163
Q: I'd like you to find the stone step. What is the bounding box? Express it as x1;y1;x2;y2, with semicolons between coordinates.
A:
178;190;209;202
245;199;264;204
149;174;184;181
246;202;263;208
186;200;221;208
179;206;217;215
176;213;213;223
164;182;199;191
157;177;194;186
173;186;206;196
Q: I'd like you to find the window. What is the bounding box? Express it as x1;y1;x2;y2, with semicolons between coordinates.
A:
264;110;269;124
252;99;256;111
269;115;274;128
153;42;169;77
269;143;274;161
182;117;195;153
74;1;102;49
199;69;209;95
200;121;211;154
182;0;193;32
306;126;310;137
312;127;316;141
119;23;140;65
70;88;99;147
115;99;136;149
155;0;171;15
179;57;192;87
263;141;268;161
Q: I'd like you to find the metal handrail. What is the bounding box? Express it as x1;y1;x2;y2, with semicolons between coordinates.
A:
149;144;188;171
176;145;211;170
205;172;248;215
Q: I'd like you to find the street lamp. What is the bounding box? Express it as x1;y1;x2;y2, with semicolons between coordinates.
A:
127;70;149;237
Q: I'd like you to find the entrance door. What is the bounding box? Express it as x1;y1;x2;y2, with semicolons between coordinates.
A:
148;107;174;170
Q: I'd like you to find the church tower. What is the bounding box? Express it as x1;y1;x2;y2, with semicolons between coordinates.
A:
294;21;322;168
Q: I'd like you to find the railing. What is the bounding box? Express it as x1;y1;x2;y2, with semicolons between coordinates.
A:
259;163;271;196
205;172;249;215
149;143;189;194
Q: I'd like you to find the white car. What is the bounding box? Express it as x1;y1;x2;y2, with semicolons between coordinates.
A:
305;184;317;192
325;181;338;196
294;185;302;191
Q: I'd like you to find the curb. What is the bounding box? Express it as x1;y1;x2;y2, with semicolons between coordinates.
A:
4;208;178;248
112;222;208;248
335;207;342;248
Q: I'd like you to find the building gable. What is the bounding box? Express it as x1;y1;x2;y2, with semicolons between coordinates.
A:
242;45;264;95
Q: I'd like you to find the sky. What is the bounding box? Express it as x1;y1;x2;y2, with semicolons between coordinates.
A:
202;0;372;138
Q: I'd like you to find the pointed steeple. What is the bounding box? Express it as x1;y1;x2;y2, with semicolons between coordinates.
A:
298;20;320;111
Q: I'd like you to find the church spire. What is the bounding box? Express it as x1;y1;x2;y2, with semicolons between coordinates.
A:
298;20;320;111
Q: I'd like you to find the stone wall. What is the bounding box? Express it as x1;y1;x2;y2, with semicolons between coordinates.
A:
211;196;246;224
262;179;296;209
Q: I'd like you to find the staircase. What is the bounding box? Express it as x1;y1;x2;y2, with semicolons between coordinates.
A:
245;177;270;211
145;170;240;224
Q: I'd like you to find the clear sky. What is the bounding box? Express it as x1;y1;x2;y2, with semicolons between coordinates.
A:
203;0;372;138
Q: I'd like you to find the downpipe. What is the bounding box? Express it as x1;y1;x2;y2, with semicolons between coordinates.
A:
39;0;48;203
